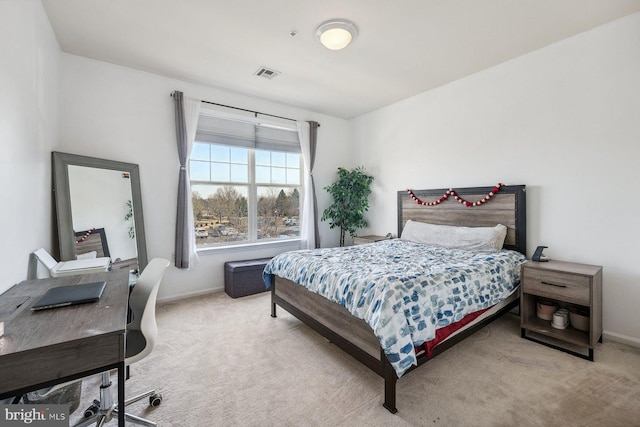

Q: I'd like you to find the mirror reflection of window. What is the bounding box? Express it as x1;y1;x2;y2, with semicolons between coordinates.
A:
68;165;138;263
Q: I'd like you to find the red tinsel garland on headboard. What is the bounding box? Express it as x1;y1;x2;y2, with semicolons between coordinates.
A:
406;183;504;207
75;227;96;244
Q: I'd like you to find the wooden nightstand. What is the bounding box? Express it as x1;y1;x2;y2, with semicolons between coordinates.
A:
520;260;603;361
352;235;388;245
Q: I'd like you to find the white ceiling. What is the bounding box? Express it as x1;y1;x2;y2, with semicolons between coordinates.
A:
42;0;640;119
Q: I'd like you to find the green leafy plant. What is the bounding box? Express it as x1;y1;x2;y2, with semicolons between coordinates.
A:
321;166;374;246
125;199;135;239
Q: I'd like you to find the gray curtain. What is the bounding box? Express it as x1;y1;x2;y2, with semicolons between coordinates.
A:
308;121;320;248
173;91;190;268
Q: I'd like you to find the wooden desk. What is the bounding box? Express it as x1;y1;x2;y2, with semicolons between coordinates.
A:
0;270;129;426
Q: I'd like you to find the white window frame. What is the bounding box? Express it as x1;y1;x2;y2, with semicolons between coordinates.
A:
191;109;303;251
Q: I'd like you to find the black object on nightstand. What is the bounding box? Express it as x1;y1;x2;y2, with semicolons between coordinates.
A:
532;245;548;262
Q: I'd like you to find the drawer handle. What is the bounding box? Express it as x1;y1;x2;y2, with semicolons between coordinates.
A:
541;281;567;288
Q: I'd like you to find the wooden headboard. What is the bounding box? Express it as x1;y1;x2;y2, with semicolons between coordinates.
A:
74;228;111;259
397;185;526;255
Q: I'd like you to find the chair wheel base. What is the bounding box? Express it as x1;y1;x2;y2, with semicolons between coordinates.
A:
149;393;162;407
83;403;99;419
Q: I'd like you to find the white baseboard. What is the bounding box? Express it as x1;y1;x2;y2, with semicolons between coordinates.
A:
603;330;640;348
157;286;223;304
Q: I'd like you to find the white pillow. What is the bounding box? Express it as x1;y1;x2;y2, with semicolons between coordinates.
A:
400;220;507;252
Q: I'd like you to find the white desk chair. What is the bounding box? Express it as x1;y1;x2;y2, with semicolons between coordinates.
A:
33;248;110;278
75;258;170;427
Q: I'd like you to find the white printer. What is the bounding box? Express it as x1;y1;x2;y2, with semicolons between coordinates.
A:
33;248;110;277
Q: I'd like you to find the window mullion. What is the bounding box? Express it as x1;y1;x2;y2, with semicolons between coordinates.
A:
248;149;257;241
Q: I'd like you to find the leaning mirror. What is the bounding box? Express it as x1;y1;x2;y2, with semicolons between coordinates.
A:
52;152;148;272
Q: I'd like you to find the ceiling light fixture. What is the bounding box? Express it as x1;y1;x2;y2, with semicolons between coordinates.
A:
315;19;358;50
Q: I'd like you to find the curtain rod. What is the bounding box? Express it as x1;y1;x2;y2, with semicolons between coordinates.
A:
171;92;320;127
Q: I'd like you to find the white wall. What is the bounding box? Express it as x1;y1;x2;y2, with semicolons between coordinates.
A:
0;0;60;292
351;13;640;345
58;54;351;301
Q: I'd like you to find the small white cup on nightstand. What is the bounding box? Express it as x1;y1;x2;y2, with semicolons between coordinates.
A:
551;309;569;329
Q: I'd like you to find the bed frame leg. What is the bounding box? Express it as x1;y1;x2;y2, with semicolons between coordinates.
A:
382;352;398;414
270;282;277;318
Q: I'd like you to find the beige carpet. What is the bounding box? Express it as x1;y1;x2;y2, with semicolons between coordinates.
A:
71;291;640;426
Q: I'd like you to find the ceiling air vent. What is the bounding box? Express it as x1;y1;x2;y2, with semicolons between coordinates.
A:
254;66;280;80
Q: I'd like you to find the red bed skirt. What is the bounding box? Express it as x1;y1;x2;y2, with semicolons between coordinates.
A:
417;307;491;358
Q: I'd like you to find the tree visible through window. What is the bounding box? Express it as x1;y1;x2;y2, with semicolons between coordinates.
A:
190;142;301;247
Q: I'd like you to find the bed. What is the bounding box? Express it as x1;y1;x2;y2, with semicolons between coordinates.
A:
264;184;527;413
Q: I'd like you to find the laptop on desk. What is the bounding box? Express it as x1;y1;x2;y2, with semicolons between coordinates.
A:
31;281;106;311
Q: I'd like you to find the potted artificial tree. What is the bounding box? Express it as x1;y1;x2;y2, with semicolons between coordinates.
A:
321;166;374;246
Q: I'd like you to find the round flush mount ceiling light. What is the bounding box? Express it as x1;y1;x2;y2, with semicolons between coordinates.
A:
315;19;358;50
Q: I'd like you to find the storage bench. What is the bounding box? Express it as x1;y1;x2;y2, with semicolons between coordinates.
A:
224;258;272;298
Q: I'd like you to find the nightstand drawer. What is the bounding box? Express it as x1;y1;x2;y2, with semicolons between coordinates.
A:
522;268;590;305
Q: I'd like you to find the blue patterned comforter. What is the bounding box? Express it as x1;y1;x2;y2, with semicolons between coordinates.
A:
263;239;526;377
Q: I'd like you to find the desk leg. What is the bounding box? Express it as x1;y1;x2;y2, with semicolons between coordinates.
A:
118;361;125;427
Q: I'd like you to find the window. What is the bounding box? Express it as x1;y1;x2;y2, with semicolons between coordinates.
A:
190;113;301;248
